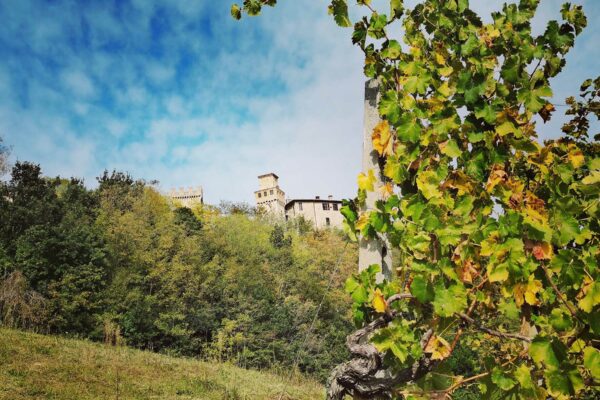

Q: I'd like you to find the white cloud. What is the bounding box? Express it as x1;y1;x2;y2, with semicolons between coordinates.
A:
62;70;96;98
1;0;598;206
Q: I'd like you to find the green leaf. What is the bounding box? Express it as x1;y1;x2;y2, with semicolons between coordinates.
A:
529;337;560;370
492;367;516;391
475;103;497;124
379;90;401;125
488;262;509;282
453;195;474;217
583;346;600;380
371;321;420;363
244;0;262;16
340;204;357;223
328;0;352;27
518;85;553;113
381;40;402;59
578;282;600;313
433;283;467;317
514;364;534;389
545;367;584;398
417;170;442;200
410;275;434;302
397;115;421;143
345;277;369;303
367;13;388;39
461;34;479;56
407;232;431;254
390;0;404;18
498;299;520;321
549;308;573;331
440;139;461;158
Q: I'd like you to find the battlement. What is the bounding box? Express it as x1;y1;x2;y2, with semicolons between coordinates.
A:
168;186;203;207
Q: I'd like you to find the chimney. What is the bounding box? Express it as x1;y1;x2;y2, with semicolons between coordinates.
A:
328;195;333;200
315;196;320;200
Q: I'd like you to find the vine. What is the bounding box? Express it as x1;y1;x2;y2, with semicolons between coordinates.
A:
233;1;599;398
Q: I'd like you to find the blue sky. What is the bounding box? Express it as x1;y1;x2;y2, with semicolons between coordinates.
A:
0;0;598;204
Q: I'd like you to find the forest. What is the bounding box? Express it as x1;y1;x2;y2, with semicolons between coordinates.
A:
0;160;357;382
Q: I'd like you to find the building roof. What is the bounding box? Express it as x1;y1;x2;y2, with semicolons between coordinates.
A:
285;198;342;209
258;172;279;179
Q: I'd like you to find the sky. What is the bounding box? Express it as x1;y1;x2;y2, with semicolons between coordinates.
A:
0;0;598;204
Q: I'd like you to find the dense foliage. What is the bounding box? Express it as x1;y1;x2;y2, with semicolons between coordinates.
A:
234;0;599;398
0;161;357;381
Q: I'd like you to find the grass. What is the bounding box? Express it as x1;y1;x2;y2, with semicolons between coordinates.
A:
0;328;324;400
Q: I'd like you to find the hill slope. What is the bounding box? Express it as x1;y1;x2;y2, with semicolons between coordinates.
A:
0;328;323;400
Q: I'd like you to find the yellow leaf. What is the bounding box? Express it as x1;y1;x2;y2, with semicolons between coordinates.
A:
372;121;394;157
514;278;543;307
355;212;370;231
485;165;507;192
532;242;553;260
439;66;454;77
437;81;453;98
435;52;446;65
480;232;500;257
358;169;376;192
372;289;387;313
525;279;542;305
378;182;394;199
568;148;585;169
496;120;516;136
442;171;474;196
456;259;478;284
514;283;526;307
425;335;452;360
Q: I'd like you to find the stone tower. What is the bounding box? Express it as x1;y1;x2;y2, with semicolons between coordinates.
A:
359;79;393;281
255;173;286;215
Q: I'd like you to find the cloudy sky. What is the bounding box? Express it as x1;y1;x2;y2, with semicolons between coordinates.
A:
0;0;598;204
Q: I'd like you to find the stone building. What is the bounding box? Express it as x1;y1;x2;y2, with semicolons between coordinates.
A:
168;186;203;208
254;173;286;215
254;173;344;229
285;196;343;229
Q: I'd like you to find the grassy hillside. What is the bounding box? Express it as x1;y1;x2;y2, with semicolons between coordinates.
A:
0;328;324;400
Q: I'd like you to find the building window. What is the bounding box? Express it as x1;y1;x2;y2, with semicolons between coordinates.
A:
333;203;338;211
322;202;329;211
270;189;274;195
326;217;331;226
264;191;267;196
258;193;261;198
298;202;303;211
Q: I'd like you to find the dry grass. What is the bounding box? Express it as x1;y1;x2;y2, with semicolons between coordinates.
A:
0;328;324;400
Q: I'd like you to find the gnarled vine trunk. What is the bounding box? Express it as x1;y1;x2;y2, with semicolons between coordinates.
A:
326;312;434;400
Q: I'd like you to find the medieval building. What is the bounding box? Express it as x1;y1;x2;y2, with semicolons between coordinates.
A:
254;173;343;229
168;186;204;208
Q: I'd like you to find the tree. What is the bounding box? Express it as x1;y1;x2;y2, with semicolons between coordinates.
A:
0;136;9;176
234;1;599;398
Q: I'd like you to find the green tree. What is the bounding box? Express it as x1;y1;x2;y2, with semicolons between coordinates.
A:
234;1;599;398
0;136;9;176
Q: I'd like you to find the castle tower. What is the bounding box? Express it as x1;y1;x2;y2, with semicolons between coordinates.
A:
168;186;203;208
255;173;285;215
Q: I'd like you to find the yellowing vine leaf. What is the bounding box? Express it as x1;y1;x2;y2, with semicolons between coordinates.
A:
378;182;394;199
425;335;452;360
568;146;585;168
486;166;507;192
355;212;370;231
532;242;553;260
372;289;387;313
372;121;394;156
358;169;376;191
514;278;543;307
